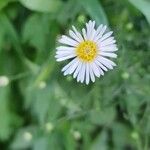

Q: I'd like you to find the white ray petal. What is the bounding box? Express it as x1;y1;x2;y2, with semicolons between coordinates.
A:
73;62;82;79
56;46;75;51
100;52;117;58
88;21;96;40
61;58;78;72
69;30;81;42
99;31;113;42
82;28;87;40
72;26;84;41
94;60;104;75
98;56;116;69
90;21;95;35
85;22;90;40
63;59;79;76
94;25;107;42
91;62;100;77
85;63;90;85
78;63;86;83
77;63;84;82
69;59;80;74
64;59;79;76
86;20;94;40
89;64;95;82
95;59;108;71
100;56;116;66
56;54;76;61
55;50;76;58
98;66;104;75
59;36;78;47
93;24;103;40
64;67;71;76
100;39;116;47
98;37;114;46
100;45;118;52
90;29;96;41
56;49;74;55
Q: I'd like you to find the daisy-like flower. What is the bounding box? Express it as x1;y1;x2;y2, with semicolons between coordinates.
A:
55;20;118;84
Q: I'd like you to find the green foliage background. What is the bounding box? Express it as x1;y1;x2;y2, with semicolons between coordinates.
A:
0;0;150;149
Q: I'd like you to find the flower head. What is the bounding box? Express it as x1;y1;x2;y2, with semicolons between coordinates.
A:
55;20;118;84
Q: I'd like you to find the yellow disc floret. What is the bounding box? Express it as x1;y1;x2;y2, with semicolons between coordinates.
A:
76;41;97;62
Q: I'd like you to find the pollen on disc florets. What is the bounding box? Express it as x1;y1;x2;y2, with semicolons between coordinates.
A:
76;40;98;62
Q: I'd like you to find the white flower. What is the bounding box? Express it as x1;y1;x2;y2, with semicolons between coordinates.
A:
55;20;118;84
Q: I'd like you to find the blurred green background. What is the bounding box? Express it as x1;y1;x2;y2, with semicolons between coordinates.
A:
0;0;150;150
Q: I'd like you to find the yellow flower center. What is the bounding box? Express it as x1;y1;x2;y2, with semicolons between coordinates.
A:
76;41;97;62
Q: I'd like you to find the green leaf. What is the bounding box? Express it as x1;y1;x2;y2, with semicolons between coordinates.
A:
0;13;39;72
0;86;22;141
33;137;49;150
90;130;108;150
10;126;37;150
0;0;10;10
78;0;108;25
57;0;82;25
24;82;62;124
22;14;50;52
128;0;150;24
19;0;63;13
112;123;133;149
88;107;116;126
32;134;63;150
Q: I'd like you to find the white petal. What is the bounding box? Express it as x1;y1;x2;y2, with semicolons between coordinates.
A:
82;28;87;40
87;20;96;40
56;46;75;51
98;37;114;45
62;58;78;72
73;62;82;78
59;35;79;47
95;59;108;71
64;67;72;76
100;56;116;66
80;64;86;83
86;20;95;40
100;52;117;58
94;60;104;75
63;59;79;76
91;62;100;77
89;21;96;40
98;66;104;76
89;64;95;82
72;26;84;41
55;51;76;58
77;63;86;83
98;56;116;69
56;54;76;61
56;49;74;55
100;45;118;52
94;25;107;42
77;63;84;82
100;38;116;47
69;59;80;74
99;31;113;42
69;30;81;42
85;63;90;85
90;29;96;41
93;24;103;40
85;22;91;40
